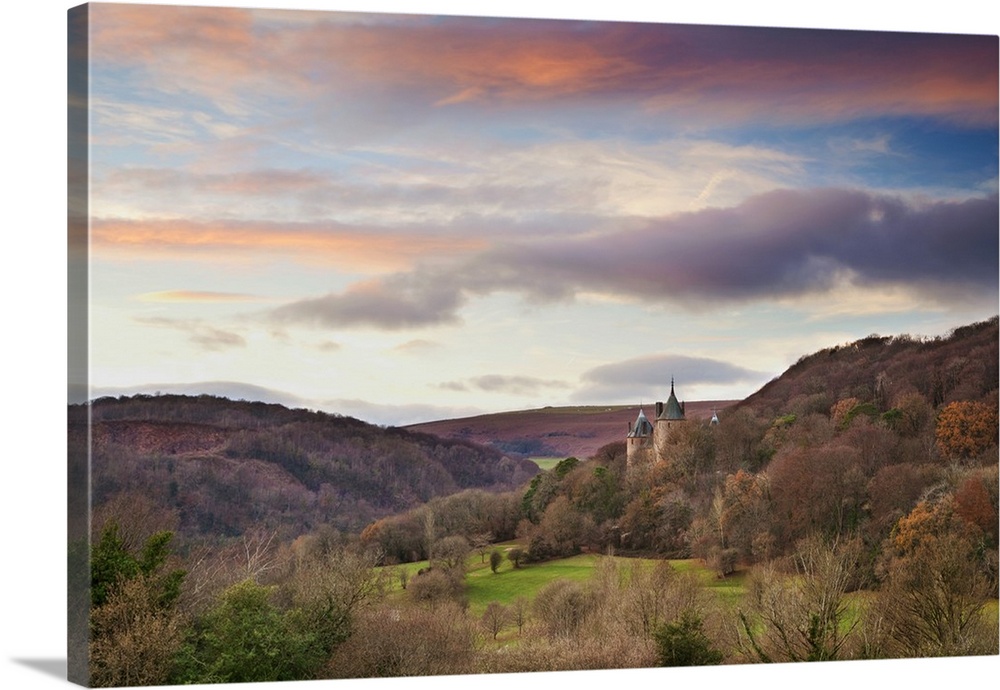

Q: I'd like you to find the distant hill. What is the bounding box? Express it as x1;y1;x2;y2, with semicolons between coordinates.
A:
69;395;538;542
737;316;999;418
406;400;736;460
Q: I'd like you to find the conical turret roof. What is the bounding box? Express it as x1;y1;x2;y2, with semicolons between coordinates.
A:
657;379;685;420
628;407;653;437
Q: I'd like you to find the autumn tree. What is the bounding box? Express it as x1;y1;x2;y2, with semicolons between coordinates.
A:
935;401;999;461
767;445;866;550
90;576;185;687
953;466;999;547
872;497;995;657
703;470;770;572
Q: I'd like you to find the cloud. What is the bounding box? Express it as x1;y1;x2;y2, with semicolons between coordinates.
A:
440;375;573;396
583;354;766;387
268;188;998;329
89;6;998;127
87;381;307;408
91;218;488;271
573;354;767;404
269;277;466;330
81;381;477;426
134;316;246;351
391;339;443;354
136;290;263;303
318;399;484;427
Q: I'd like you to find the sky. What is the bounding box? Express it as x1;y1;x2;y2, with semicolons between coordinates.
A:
70;0;999;427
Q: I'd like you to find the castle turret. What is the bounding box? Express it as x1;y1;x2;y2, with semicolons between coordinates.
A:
654;378;686;458
626;407;653;466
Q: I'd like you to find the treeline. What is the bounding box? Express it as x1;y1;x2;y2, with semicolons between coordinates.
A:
743;316;998;417
71;395;538;541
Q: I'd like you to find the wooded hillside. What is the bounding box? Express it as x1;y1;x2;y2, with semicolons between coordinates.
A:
69;395;538;543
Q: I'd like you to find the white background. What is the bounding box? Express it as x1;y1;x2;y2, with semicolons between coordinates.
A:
2;1;998;689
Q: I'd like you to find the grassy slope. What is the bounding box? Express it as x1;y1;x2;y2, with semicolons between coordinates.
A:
383;548;999;652
384;546;749;617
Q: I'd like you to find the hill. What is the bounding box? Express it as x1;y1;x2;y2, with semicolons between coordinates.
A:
69;394;538;542
738;316;999;418
406;400;736;460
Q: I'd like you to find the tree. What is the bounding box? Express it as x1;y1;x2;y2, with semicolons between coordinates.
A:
510;596;529;635
471;532;493;563
738;536;863;662
531;579;594;638
481;601;509;640
325;602;476;678
936;400;999;461
89;576;184;687
91;521;185;609
872;497;994;657
285;547;385;656
654;609;723;666
507;547;525;569
89;520;187;686
173;579;325;684
407;568;465;610
430;535;470;572
489;549;503;573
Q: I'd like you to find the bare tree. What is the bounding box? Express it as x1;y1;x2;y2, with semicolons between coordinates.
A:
738;535;863;662
240;528;282;583
482;601;510;640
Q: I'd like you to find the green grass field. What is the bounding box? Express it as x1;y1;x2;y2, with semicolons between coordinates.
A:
465;552;599;612
383;548;998;631
527;457;565;471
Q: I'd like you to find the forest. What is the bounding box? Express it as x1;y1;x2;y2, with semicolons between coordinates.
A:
72;317;999;686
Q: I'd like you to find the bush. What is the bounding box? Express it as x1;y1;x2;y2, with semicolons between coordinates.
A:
654;609;723;666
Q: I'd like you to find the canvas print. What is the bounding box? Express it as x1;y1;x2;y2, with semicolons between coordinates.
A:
67;2;999;687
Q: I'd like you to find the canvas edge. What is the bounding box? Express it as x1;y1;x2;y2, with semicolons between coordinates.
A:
67;3;92;686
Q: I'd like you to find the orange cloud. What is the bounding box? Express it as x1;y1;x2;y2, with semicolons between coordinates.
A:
90;218;488;272
87;6;997;128
135;290;264;303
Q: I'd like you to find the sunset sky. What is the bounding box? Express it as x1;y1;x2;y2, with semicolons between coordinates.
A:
73;1;999;426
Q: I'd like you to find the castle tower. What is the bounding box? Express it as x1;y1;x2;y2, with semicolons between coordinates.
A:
653;378;686;459
626;407;653;467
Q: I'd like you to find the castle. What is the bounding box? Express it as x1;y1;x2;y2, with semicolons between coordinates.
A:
625;380;717;466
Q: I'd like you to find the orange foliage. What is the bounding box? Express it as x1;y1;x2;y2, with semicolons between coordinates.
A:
954;474;999;545
935;401;998;460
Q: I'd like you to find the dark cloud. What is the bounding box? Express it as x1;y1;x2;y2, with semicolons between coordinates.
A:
268;189;997;330
469;375;572;395
572;353;768;404
464;189;999;305
269;277;466;330
582;354;767;388
318;398;484;427
135;316;246;351
438;375;570;396
88;381;306;408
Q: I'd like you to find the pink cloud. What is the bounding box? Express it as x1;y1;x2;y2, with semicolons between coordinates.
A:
90;218;488;271
87;6;997;126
